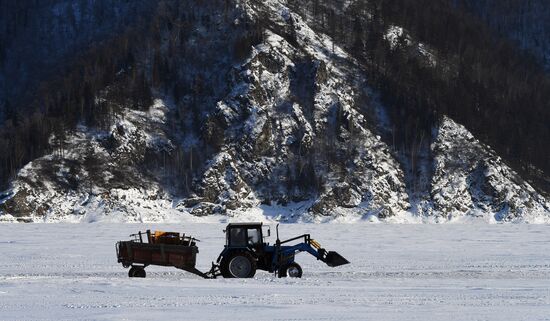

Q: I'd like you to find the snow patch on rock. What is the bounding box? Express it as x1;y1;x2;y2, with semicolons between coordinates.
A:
431;116;550;223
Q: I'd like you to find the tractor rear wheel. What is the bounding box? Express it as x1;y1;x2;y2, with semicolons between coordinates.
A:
279;262;302;278
222;251;256;278
219;258;233;278
128;266;146;278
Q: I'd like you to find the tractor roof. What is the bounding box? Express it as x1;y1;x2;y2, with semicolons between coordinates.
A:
226;222;263;228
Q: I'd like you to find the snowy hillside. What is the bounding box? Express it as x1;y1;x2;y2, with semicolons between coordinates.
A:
430;116;549;223
0;99;189;223
0;0;548;223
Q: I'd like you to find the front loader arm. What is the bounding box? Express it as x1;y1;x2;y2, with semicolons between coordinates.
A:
275;235;350;268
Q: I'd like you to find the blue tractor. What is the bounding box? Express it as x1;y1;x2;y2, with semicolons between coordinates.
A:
215;222;349;278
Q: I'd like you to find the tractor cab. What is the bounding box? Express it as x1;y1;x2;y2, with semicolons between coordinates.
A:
224;222;270;248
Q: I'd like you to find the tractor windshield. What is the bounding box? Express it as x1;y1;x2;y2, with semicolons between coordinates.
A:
227;226;263;247
247;228;261;246
229;228;246;247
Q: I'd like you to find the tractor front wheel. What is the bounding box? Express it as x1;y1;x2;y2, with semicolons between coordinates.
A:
279;262;302;278
128;266;146;278
221;252;257;278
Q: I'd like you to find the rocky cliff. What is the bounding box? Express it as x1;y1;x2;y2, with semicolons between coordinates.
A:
0;0;548;222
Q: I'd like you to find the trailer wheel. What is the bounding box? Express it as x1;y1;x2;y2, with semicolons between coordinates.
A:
279;262;302;278
223;252;256;278
129;266;146;278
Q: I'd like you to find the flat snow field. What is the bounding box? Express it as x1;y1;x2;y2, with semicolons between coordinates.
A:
1;224;550;321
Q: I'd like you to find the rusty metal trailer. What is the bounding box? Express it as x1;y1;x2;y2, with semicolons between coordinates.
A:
116;230;218;278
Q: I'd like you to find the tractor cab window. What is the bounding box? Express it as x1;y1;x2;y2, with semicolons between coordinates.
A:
229;228;246;247
247;228;261;246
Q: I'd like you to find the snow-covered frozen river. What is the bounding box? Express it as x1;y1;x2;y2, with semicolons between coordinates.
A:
1;223;549;320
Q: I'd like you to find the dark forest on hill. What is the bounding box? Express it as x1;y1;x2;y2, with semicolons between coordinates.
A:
0;0;548;196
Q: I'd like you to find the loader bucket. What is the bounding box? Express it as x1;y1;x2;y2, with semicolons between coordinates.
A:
325;251;350;267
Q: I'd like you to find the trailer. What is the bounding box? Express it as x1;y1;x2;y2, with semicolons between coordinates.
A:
116;230;217;278
116;223;349;279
